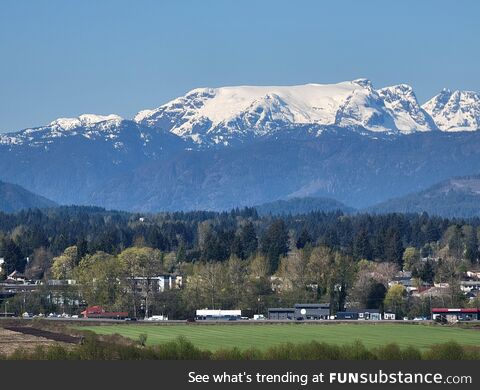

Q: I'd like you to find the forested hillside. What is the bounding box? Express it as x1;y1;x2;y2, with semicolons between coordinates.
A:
1;206;479;319
0;180;57;213
369;175;480;218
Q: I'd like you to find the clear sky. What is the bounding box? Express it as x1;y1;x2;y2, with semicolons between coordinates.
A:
1;0;478;132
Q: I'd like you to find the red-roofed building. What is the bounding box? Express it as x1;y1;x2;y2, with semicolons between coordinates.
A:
81;306;128;319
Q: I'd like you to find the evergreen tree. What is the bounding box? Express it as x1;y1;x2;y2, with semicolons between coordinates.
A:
296;229;312;249
353;229;372;260
76;238;89;265
366;283;387;310
463;225;478;264
385;227;404;266
239;222;258;258
260;220;289;272
0;238;24;274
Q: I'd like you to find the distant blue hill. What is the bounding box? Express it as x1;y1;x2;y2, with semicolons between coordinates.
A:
367;175;480;218
0;180;57;212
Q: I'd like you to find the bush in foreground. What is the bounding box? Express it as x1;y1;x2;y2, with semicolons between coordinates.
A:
1;335;479;360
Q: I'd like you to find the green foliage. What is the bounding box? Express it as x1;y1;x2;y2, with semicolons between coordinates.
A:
3;333;478;360
422;341;466;360
51;246;78;279
75;251;125;311
260;219;289;272
384;284;407;317
0;205;479;317
138;333;148;347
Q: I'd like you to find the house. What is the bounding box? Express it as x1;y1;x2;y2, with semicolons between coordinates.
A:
466;271;480;279
411;286;432;297
465;291;478;301
416;286;448;298
5;271;27;284
336;309;382;320
460;280;480;293
388;270;433;294
195;309;241;320
431;308;480;322
81;305;128;319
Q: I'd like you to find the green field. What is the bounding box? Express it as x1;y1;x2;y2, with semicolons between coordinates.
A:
81;323;480;351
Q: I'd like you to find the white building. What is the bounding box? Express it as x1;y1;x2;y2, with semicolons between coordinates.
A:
195;309;241;320
384;312;396;320
132;274;182;293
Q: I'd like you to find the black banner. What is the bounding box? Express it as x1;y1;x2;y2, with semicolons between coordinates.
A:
0;361;476;389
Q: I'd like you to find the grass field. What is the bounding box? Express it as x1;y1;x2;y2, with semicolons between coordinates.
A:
81;323;480;351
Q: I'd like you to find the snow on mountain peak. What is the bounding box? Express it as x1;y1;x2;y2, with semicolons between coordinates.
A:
50;114;123;130
3;79;480;150
351;78;373;88
422;89;480;132
133;79;426;144
378;84;437;133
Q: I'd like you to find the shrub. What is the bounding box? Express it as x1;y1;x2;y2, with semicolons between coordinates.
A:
401;345;422;360
138;333;148;347
341;340;376;360
423;341;465;360
2;334;479;361
375;343;403;360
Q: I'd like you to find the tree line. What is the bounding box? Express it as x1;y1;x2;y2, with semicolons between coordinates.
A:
1;206;479;318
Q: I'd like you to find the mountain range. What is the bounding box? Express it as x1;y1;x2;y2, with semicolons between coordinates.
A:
1;79;480;212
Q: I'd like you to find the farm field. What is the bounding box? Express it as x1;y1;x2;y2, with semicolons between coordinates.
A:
81;323;480;351
0;327;71;355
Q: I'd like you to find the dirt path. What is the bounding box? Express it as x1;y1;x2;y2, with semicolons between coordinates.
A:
0;327;79;356
3;326;80;344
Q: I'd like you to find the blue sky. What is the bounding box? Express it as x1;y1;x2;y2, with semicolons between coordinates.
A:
1;0;478;132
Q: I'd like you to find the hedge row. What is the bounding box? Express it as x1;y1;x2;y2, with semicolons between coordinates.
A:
2;334;479;360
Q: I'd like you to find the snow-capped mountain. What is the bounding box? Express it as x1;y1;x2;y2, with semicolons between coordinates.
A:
2;79;479;150
0;113;186;156
422;89;480;132
134;79;439;146
377;84;437;133
0;114;124;146
1;78;480;212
